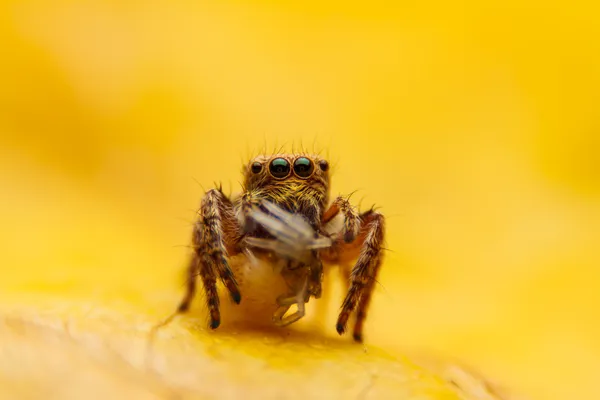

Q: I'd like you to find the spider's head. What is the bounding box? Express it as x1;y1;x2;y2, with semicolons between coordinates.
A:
243;153;330;208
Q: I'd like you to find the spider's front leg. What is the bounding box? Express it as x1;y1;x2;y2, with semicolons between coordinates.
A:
322;196;385;343
177;188;242;329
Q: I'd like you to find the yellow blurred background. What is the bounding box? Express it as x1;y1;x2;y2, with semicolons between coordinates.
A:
1;1;599;399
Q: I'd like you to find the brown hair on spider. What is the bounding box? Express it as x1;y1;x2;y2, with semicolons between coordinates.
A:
242;153;332;222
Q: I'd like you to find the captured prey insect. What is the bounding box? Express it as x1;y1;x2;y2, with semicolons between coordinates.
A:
176;153;385;342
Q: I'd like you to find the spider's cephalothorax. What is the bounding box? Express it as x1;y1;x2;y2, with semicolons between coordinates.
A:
239;154;331;236
176;153;385;343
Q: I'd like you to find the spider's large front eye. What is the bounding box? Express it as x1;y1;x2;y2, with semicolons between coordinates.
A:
269;158;290;178
293;157;314;178
251;162;262;174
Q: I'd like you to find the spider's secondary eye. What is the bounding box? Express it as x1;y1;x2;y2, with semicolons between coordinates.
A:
293;157;314;178
251;162;262;174
318;160;329;172
269;158;290;178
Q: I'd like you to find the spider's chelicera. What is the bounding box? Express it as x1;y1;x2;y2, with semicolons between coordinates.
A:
176;153;385;343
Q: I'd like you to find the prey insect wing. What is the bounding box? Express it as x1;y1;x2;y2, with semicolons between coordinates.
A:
259;201;315;241
246;201;332;261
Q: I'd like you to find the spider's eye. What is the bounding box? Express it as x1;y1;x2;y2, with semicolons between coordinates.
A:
293;157;314;178
269;158;290;178
318;160;329;172
251;162;262;174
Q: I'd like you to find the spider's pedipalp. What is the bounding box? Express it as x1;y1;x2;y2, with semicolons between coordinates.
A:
322;196;361;243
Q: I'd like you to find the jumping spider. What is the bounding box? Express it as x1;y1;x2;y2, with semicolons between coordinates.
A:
176;153;385;342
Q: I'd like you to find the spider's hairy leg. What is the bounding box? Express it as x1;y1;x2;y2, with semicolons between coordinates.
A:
177;257;198;313
178;188;242;330
322;208;385;343
338;209;385;342
320;193;361;298
199;252;221;328
322;195;361;243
